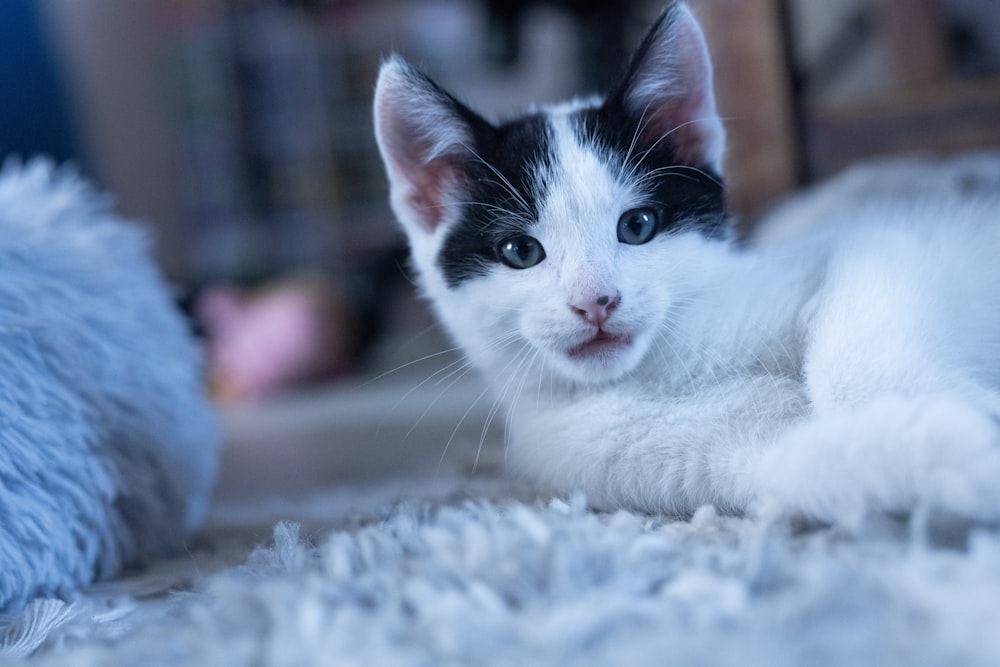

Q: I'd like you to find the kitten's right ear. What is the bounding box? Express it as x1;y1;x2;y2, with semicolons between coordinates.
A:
374;56;479;235
607;2;725;172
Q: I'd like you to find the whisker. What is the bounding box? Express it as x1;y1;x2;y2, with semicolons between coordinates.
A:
497;346;543;464
437;337;531;474
436;381;496;475
402;362;477;443
362;345;465;388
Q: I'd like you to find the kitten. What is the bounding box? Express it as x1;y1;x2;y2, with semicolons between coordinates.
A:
373;2;1000;525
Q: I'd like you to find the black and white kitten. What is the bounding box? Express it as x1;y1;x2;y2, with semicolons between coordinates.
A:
374;2;1000;524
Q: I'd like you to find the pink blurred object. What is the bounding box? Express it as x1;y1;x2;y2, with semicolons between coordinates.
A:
196;274;359;402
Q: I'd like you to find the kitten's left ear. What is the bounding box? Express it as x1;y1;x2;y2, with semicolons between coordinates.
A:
608;2;725;172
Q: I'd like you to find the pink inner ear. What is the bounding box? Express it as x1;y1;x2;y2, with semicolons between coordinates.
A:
402;157;462;233
376;94;471;233
640;97;714;167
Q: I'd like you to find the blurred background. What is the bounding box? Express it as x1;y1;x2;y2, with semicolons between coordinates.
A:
3;0;999;408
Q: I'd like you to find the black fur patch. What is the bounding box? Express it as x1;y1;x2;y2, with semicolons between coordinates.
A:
437;113;553;288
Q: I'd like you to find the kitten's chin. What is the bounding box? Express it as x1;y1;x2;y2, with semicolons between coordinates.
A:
550;332;647;385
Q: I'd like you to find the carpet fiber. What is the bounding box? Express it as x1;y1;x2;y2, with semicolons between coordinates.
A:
4;470;1000;666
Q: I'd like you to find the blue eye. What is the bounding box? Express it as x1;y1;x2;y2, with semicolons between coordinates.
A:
617;207;660;245
498;235;546;269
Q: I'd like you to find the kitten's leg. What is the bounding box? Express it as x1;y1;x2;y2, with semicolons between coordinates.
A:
757;242;1000;524
507;375;807;516
752;396;1000;526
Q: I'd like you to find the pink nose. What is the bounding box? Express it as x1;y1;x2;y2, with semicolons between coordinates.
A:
570;293;620;327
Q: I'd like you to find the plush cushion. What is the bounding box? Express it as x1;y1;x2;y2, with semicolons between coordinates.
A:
0;159;219;613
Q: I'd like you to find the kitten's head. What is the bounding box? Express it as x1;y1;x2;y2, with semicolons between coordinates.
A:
374;2;728;386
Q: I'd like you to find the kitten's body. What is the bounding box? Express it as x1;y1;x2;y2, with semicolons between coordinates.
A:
509;189;1000;519
375;3;1000;523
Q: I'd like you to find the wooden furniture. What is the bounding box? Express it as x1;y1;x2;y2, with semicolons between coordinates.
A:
696;0;1000;225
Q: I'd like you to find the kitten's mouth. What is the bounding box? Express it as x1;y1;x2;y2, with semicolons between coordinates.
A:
567;331;632;359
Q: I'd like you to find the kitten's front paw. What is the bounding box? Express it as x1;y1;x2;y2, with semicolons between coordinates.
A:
751;397;1000;528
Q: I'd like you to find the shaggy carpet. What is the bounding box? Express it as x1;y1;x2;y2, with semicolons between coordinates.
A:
3;464;1000;666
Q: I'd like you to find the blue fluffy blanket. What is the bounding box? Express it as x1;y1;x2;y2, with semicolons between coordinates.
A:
0;160;218;613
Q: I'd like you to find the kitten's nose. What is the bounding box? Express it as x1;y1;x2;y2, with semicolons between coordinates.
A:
570;293;620;327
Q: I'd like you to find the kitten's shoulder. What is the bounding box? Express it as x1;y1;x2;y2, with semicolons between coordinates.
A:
755;152;1000;245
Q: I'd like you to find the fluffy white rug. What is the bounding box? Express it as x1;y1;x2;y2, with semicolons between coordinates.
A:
3;463;1000;666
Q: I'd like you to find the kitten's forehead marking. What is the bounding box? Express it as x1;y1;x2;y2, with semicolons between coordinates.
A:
536;110;636;251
